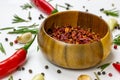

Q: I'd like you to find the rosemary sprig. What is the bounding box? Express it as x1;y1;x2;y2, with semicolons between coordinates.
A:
8;28;38;34
0;42;6;55
20;3;33;10
101;8;119;17
12;15;29;23
0;27;14;30
18;23;39;28
97;63;111;71
113;35;120;45
94;72;101;80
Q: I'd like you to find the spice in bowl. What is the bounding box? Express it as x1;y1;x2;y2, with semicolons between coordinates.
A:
47;25;101;44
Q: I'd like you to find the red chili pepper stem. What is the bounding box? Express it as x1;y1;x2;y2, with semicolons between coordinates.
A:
23;35;36;50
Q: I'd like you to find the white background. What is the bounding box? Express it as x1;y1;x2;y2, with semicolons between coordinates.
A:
0;0;120;80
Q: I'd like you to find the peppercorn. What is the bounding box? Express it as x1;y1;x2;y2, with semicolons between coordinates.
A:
5;38;8;41
97;71;101;75
102;71;106;75
108;73;112;77
45;65;49;69
9;42;13;46
41;72;45;76
57;69;61;74
28;69;33;74
114;45;117;49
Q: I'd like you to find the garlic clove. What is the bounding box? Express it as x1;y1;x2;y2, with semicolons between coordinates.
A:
78;74;92;80
107;18;118;31
32;74;44;80
17;32;32;44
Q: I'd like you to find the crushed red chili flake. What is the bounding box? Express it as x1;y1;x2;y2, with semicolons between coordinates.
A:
47;25;101;44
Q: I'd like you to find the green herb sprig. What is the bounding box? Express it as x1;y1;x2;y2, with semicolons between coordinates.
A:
12;15;29;23
97;63;111;71
0;27;14;30
101;8;119;17
113;35;120;45
20;3;33;10
0;42;6;55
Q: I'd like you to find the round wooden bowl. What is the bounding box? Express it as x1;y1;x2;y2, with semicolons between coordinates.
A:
37;11;112;69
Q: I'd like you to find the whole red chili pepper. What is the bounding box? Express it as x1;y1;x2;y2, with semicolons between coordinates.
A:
112;62;120;73
31;0;58;15
0;35;36;78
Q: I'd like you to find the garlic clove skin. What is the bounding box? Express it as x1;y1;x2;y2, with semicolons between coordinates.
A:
78;74;92;80
17;32;32;44
32;74;44;80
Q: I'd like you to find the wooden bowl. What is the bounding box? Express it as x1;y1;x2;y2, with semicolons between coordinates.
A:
37;11;112;69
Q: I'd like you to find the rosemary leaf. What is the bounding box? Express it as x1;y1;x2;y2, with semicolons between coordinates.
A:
20;3;33;10
97;63;111;71
101;8;119;17
12;15;29;23
113;35;120;45
94;72;101;80
0;42;6;55
18;23;39;28
8;28;38;34
0;27;14;30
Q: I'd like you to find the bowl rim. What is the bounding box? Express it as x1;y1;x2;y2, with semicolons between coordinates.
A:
40;10;110;46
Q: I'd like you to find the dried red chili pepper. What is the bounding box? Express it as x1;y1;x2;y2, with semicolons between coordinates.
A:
112;62;120;73
31;0;58;15
0;35;36;78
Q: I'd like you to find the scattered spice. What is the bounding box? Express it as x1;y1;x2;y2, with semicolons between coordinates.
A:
21;67;25;71
18;79;22;80
0;42;6;54
108;73;113;77
114;45;117;49
5;38;8;41
47;25;101;44
9;42;13;46
28;69;33;74
102;71;106;75
57;69;61;74
38;14;44;20
97;71;101;75
45;65;49;69
97;63;111;71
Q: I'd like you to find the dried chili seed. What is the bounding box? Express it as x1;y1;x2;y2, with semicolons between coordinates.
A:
57;69;61;73
28;69;33;74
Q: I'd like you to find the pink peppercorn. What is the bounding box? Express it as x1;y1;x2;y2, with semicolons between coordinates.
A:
114;45;117;49
108;73;112;77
